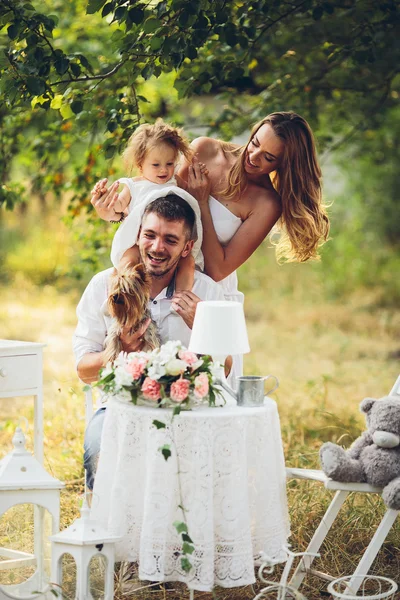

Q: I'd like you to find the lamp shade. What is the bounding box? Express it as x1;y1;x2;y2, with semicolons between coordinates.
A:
189;301;250;356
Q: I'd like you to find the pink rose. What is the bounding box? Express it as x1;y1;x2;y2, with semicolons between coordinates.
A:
170;377;190;403
141;377;161;401
178;350;199;366
194;373;209;399
125;356;148;380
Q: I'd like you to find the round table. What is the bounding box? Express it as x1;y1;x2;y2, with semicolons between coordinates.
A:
91;398;290;592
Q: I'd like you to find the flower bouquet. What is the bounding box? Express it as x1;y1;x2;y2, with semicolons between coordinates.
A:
96;340;222;408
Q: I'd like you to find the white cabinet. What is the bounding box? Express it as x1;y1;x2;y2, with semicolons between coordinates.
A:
0;340;46;463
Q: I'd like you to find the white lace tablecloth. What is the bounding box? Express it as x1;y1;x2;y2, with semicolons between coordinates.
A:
91;398;290;591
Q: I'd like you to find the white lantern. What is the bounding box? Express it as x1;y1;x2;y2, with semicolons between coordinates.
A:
0;426;64;599
50;499;121;600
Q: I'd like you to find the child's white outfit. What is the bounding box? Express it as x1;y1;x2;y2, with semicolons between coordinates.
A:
111;176;244;386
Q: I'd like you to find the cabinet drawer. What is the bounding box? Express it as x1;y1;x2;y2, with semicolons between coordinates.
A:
0;354;40;393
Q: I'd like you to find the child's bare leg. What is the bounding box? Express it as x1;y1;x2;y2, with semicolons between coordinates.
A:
176;254;195;291
118;246;141;271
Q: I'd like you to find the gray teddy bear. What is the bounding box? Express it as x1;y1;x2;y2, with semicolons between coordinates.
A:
319;395;400;510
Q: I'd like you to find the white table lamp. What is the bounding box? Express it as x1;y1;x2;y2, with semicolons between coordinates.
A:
189;301;250;393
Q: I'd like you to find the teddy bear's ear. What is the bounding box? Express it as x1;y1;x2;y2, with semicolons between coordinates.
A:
360;397;376;413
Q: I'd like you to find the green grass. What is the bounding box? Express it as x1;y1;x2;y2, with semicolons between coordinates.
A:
1;211;400;599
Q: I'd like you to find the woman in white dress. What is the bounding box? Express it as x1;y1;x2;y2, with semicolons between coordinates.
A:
177;112;329;290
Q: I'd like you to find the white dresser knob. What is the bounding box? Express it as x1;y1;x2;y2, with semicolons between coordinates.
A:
0;367;7;377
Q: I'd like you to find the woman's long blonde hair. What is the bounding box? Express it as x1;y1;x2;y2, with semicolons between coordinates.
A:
221;112;330;263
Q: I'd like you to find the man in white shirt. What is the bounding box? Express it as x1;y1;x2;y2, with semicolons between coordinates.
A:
73;194;225;489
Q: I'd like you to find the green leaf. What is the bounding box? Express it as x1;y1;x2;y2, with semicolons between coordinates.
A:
141;64;154;79
312;6;324;20
152;419;166;429
70;62;81;77
137;94;149;103
54;57;70;75
82;384;91;392
182;533;193;543
157;1;167;17
187;46;198;60
50;94;63;109
128;7;144;24
86;0;106;14
173;521;188;534
60;104;74;119
150;36;163;51
102;2;114;17
181;557;192;572
47;14;59;27
78;54;92;72
71;100;84;114
182;542;195;555
7;23;20;40
143;17;161;33
26;76;45;95
114;6;126;20
172;405;181;417
159;444;171;460
107;120;118;132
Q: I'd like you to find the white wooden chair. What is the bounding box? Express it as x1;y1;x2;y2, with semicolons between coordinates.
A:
287;375;400;596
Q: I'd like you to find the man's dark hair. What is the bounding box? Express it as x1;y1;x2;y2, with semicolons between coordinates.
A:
142;194;196;240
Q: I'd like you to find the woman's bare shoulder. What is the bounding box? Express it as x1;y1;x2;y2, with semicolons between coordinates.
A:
247;181;281;216
190;136;222;159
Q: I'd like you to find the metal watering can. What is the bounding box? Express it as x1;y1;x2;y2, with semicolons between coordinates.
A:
218;375;279;407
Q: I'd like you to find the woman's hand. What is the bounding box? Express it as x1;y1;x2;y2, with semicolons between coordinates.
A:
187;156;211;205
91;179;121;221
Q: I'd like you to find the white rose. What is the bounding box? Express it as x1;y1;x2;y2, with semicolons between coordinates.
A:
209;361;222;382
165;358;187;376
114;365;133;388
114;351;128;368
147;361;166;381
158;340;182;363
190;359;203;371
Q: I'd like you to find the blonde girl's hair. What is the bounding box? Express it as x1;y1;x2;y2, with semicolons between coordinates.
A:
122;118;193;173
221;111;330;263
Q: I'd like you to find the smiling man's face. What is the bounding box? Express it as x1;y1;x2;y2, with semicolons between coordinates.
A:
138;213;193;279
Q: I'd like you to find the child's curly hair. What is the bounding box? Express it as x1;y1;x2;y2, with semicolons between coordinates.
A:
122;118;192;173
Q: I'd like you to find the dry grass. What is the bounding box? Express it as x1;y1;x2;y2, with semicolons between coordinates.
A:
1;240;400;599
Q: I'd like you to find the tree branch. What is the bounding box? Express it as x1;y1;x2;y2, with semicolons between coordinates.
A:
320;80;393;162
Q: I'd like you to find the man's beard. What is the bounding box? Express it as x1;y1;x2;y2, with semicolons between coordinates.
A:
140;250;181;279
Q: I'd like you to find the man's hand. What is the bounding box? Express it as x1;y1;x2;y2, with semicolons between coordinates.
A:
91;178;121;221
187;156;211;206
120;318;151;353
171;291;201;329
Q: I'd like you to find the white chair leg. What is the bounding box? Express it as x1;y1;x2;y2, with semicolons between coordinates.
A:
343;508;399;596
189;588;194;600
290;490;349;590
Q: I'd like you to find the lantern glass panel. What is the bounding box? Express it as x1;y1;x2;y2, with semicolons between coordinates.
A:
0;504;51;588
89;555;107;599
60;553;76;598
